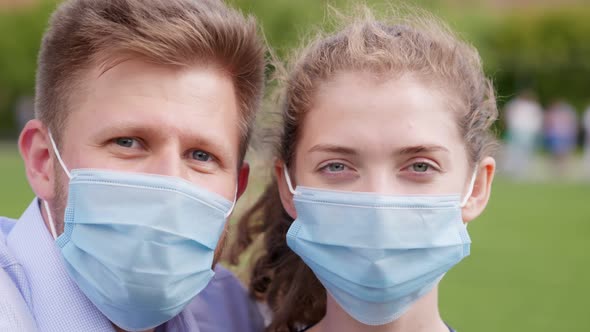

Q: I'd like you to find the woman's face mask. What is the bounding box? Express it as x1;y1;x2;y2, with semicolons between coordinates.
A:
277;73;481;325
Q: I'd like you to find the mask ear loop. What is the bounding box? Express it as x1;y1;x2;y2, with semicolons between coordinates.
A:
43;132;72;240
460;169;478;208
224;189;238;219
48;132;71;179
283;166;297;195
43;200;58;240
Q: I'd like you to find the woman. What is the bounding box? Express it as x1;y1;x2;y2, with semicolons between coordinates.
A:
230;7;497;332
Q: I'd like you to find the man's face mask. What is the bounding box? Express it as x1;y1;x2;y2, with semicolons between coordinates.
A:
44;132;236;331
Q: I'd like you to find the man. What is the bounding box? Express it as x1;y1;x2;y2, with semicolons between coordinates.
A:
0;0;266;331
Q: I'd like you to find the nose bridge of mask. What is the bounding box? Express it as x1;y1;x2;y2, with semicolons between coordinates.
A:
286;165;477;207
49;131;237;217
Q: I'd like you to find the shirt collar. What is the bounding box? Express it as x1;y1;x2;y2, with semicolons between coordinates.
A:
7;199;115;331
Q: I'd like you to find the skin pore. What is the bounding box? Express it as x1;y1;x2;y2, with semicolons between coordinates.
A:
19;59;250;332
275;71;495;332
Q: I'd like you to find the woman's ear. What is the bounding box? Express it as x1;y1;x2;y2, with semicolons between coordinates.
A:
462;156;496;223
274;160;297;220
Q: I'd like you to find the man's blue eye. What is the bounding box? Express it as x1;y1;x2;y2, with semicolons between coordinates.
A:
115;137;135;148
192;150;212;162
326;163;346;172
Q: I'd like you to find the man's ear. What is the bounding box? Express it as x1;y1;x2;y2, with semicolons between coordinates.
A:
462;156;496;223
274;160;297;219
18;120;56;201
236;161;250;200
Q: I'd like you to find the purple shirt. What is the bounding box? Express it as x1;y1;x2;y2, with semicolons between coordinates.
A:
0;199;264;332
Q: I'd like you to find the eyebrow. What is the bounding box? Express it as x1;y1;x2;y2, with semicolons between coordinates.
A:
94;123;233;160
308;144;358;156
395;145;450;155
308;144;450;157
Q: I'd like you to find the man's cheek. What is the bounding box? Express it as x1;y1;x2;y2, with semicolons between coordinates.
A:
52;169;69;234
212;224;229;267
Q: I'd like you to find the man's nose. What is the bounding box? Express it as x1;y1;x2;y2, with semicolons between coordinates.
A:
144;147;186;179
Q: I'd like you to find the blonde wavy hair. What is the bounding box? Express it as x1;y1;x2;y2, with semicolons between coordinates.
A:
229;5;498;332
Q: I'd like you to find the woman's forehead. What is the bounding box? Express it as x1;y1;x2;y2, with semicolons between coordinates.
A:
300;72;464;151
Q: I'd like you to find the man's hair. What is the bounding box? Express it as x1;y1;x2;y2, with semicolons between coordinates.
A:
36;0;266;160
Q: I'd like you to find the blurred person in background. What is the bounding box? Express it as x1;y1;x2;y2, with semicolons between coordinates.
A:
543;100;578;176
502;91;543;179
0;0;266;331
583;104;590;177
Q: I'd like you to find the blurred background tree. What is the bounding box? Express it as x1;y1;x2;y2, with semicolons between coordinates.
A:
0;0;55;137
1;0;590;138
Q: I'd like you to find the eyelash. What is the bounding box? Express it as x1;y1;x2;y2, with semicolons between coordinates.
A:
318;161;355;176
404;160;440;174
109;137;220;165
188;150;217;163
318;161;440;173
110;137;143;149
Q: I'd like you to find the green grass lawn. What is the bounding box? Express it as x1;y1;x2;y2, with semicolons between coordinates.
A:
440;180;590;332
1;141;589;331
0;142;34;218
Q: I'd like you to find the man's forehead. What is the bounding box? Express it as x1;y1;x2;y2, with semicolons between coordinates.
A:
93;58;230;94
63;60;241;153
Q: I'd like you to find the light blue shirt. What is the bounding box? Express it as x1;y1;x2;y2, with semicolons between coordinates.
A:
0;267;37;331
0;199;264;332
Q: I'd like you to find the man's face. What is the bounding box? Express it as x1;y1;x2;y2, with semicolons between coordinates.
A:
51;59;242;231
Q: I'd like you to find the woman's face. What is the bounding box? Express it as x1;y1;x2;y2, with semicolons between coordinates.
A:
293;71;472;196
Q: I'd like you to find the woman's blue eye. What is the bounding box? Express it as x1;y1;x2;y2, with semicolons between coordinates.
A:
326;163;346;172
412;162;430;173
191;150;212;162
115;137;135;148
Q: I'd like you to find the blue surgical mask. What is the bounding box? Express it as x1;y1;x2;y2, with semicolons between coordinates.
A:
44;133;236;331
283;167;475;326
